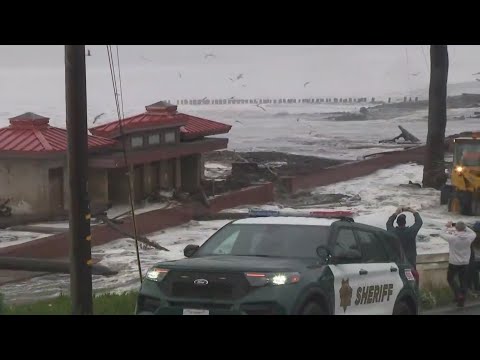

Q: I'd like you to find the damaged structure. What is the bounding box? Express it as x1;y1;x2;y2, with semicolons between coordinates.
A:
0;102;231;218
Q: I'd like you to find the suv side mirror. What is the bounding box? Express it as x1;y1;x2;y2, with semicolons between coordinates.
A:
184;244;199;258
316;246;331;262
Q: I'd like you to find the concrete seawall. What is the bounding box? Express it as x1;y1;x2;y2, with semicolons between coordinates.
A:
0;183;275;260
417;253;449;290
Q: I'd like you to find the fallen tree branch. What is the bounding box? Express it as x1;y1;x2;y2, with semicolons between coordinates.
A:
262;163;278;178
233;150;249;163
96;215;169;252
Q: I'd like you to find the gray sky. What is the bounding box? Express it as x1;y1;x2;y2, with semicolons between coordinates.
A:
0;45;478;101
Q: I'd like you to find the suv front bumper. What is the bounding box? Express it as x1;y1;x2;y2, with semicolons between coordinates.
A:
136;280;300;315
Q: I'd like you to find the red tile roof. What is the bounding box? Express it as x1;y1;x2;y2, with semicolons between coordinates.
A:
89;103;232;140
0;112;116;155
178;114;232;140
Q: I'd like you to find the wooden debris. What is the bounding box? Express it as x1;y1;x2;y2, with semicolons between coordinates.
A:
380;125;421;144
96;214;169;252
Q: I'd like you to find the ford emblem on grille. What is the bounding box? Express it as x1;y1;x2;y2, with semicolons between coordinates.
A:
193;279;209;286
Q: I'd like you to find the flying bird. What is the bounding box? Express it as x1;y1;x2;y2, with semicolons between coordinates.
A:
178;72;182;79
93;113;105;124
229;96;235;100
304;82;310;88
241;84;247;88
410;72;420;76
202;97;208;101
236;74;244;80
140;56;152;62
255;104;266;112
235;120;243;124
228;77;235;82
204;53;216;59
473;72;480;75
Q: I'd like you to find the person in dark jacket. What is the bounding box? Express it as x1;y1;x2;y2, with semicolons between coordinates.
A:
386;207;423;269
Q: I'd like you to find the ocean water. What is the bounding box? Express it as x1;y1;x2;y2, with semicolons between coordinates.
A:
1;45;480;160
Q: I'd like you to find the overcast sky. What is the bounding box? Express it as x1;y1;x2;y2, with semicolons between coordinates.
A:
0;45;478;102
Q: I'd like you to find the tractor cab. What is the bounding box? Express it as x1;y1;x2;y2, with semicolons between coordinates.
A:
454;138;480;169
442;136;480;215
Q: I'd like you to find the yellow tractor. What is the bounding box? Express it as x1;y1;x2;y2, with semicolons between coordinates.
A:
441;134;480;215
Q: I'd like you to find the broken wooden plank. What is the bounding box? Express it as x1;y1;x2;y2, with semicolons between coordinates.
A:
0;256;117;276
7;225;67;234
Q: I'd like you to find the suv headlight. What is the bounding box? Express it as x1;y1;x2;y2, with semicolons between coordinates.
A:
244;272;301;287
145;267;169;282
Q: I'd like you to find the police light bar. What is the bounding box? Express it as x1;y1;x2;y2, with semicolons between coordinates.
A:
248;209;354;219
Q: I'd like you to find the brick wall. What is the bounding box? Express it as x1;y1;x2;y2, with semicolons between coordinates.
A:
283;146;426;193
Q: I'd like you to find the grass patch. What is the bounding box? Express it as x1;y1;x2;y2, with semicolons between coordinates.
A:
2;292;138;315
0;293;4;315
419;287;453;310
2;287;475;314
420;286;478;311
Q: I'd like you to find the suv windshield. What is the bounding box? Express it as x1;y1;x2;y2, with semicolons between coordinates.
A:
195;223;330;258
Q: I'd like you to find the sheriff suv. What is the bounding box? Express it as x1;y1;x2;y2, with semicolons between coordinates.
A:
135;209;419;315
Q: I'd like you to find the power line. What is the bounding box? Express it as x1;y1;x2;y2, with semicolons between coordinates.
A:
106;45;143;283
115;45;125;119
421;45;429;71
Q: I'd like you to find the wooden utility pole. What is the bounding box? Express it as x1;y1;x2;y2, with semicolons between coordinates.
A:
422;45;449;189
65;45;93;315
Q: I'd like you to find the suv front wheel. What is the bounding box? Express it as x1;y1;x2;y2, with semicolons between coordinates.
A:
392;300;413;315
300;301;327;315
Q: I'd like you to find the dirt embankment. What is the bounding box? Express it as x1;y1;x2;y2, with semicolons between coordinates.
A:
205;151;345;176
202;151;347;197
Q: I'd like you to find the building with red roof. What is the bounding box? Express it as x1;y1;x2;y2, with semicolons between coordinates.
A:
88;101;231;205
0;102;231;218
0;112;116;217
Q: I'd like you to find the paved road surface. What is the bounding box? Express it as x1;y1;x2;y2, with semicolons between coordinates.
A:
422;301;480;315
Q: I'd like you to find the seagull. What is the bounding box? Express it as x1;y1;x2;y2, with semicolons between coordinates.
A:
410;72;420;76
178;72;182;79
204;53;216;59
255;104;266;112
202;97;208;101
228;77;235;82
235;120;243;124
86;49;91;57
229;96;235;100
473;72;480;75
236;74;244;80
93;113;105;124
304;81;310;88
140;56;152;62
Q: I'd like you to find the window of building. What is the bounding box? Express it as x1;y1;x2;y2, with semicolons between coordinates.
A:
148;134;160;145
131;136;144;148
164;130;176;144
